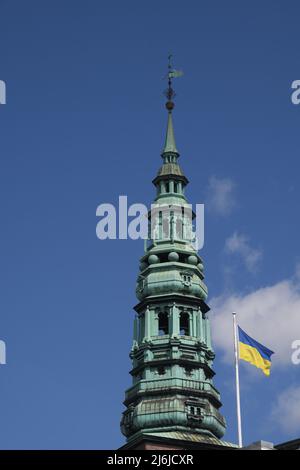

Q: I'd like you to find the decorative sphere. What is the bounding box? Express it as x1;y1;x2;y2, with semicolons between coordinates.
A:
165;101;174;111
168;251;179;262
197;263;204;272
187;255;198;265
148;254;159;264
139;262;148;271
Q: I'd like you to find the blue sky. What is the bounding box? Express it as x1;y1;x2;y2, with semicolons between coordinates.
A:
0;0;300;449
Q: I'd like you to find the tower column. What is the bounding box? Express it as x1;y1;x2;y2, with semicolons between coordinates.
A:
138;313;144;343
171;303;179;337
197;307;203;342
188;313;193;337
144;306;151;341
205;314;212;350
192;311;197;338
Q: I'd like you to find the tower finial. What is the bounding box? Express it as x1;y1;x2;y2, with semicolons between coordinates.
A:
162;56;183;155
163;54;183;111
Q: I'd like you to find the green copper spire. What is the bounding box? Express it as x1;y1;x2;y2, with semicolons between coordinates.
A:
121;59;226;449
161;54;181;157
162;110;178;155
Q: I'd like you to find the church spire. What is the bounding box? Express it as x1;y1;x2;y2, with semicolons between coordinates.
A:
161;54;182;157
162;110;178;155
120;60;227;449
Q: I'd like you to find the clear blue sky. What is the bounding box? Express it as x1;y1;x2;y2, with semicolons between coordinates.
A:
0;0;300;449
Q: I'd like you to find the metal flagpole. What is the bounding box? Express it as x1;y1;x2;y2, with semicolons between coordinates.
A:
232;312;243;448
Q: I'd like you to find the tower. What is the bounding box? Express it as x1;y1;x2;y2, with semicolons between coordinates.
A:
120;61;227;450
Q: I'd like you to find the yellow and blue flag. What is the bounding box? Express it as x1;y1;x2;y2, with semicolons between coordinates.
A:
238;327;274;376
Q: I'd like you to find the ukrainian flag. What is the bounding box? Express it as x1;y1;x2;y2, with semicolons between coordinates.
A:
238;327;274;376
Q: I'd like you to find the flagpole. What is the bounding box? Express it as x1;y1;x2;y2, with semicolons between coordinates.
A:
232;312;243;448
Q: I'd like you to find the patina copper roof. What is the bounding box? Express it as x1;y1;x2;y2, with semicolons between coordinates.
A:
153;162;188;184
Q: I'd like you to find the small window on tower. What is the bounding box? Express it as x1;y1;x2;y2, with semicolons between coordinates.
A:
157;366;166;376
158;311;169;335
187;403;204;419
180;312;190;336
185;366;194;377
181;272;192;287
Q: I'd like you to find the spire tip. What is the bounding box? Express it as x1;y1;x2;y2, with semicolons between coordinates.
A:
163;55;183;111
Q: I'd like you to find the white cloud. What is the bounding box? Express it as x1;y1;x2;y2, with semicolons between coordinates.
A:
271;386;300;433
225;232;262;272
206;176;236;216
210;277;300;367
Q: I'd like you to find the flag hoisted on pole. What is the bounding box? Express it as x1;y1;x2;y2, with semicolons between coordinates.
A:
238;326;274;376
232;312;274;448
232;312;243;448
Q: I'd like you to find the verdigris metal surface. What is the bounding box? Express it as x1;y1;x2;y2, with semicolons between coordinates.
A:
121;90;226;443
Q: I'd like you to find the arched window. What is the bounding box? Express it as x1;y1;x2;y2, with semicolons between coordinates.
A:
180;312;190;336
158;311;169;335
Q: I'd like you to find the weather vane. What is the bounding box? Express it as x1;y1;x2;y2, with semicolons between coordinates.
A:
163;54;183;108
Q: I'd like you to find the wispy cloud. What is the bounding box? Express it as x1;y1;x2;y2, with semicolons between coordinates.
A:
225;232;262;272
272;386;300;433
210;274;300;368
206;176;236;216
